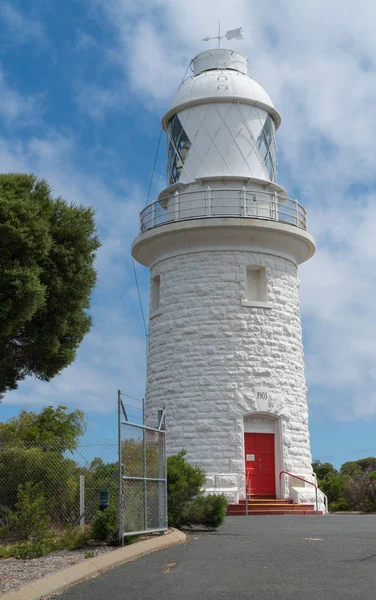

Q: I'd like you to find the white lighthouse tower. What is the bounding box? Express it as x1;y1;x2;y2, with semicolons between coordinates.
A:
132;42;325;511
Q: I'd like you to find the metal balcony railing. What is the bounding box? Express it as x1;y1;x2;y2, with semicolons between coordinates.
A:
139;188;307;234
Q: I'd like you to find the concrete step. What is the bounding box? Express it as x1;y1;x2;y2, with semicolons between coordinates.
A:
239;499;293;505
247;495;277;499
228;506;315;513
227;510;321;516
227;500;319;516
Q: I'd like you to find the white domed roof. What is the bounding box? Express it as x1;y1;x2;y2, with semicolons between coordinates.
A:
192;48;248;76
162;49;281;130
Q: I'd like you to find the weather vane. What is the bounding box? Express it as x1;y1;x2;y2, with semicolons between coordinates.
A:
203;23;244;49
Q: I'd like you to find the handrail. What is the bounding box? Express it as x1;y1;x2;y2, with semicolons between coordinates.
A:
322;491;328;514
139;188;307;233
279;471;319;515
245;469;252;516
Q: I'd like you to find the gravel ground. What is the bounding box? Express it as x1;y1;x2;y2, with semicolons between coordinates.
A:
0;546;114;594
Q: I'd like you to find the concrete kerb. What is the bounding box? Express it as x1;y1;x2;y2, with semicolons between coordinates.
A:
1;529;187;600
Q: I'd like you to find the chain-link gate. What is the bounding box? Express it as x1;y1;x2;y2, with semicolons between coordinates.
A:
118;392;167;541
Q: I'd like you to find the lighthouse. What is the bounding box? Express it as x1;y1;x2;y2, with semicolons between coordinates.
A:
132;42;325;511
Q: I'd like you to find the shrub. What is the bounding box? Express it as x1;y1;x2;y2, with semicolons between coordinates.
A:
330;498;350;512
167;451;228;529
11;540;49;559
182;494;228;529
0;540;51;560
0;545;10;558
56;526;92;551
167;451;205;528
92;504;118;544
9;482;49;540
0;526;93;559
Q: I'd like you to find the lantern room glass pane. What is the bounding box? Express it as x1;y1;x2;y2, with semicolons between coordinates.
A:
257;115;277;182
167;115;191;185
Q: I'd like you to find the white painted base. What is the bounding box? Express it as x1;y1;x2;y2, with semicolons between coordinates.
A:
203;472;327;512
204;473;242;504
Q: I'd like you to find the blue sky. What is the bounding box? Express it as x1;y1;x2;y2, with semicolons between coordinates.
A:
1;0;376;469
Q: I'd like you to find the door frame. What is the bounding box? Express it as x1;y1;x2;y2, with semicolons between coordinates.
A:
243;413;284;498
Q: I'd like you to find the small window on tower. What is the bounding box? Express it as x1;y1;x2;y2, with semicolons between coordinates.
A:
246;266;267;303
151;275;160;312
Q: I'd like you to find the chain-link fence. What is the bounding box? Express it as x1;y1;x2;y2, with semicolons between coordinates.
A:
0;438;119;536
119;399;167;539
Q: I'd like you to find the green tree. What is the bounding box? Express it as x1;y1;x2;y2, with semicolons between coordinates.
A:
340;461;363;477
312;457;376;512
341;457;376;511
0;173;100;395
341;457;376;477
0;405;86;452
312;460;337;481
312;460;346;507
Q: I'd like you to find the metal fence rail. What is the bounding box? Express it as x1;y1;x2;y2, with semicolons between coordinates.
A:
139;188;307;233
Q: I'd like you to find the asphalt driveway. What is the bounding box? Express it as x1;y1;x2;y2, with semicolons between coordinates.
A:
58;515;376;600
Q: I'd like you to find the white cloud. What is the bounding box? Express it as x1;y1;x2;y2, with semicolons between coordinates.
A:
75;30;96;52
0;67;42;125
0;2;46;45
74;83;126;120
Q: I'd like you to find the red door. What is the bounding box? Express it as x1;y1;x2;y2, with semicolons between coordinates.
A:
244;433;276;496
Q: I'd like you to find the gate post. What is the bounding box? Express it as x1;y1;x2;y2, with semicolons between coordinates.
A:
118;390;124;546
158;409;167;534
143;398;147;532
79;475;85;530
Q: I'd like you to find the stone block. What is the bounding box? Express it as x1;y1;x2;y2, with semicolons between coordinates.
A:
216;474;237;488
204;475;215;487
229;432;243;446
229;459;244;472
221;490;238;503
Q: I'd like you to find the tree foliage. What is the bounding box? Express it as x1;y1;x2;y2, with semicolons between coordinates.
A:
0;173;100;394
313;457;376;511
0;406;86;523
0;405;86;451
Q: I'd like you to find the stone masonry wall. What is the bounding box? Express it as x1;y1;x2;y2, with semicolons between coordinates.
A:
145;249;313;498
